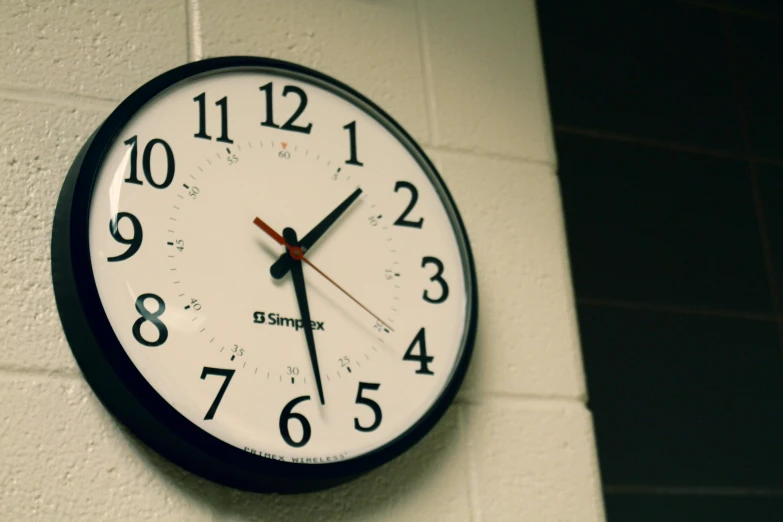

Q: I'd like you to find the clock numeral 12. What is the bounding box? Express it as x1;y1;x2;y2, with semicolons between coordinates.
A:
123;136;175;189
259;82;313;134
193;93;233;143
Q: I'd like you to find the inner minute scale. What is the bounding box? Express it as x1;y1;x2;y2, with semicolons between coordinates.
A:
163;140;400;396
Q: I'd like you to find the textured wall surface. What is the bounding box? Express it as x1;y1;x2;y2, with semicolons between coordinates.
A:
0;0;604;520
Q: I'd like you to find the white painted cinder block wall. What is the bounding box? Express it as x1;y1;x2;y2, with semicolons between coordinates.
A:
0;1;605;520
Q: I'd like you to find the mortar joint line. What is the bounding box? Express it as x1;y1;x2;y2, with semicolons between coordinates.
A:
414;0;439;146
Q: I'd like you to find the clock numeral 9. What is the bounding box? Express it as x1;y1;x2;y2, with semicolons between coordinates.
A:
123;136;175;189
193;92;233;143
132;293;168;347
107;212;142;262
422;256;449;304
280;396;312;448
393;181;424;229
259;82;312;134
403;328;434;375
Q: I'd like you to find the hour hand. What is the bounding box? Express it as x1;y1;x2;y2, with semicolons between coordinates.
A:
270;187;362;279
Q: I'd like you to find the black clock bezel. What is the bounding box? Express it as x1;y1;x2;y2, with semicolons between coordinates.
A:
51;56;478;493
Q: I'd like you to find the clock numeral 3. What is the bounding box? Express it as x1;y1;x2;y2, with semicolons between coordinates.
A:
403;328;434;375
200;367;235;420
280;396;312;448
393;181;424;229
107;212;143;262
193;92;233;143
132;293;168;347
422;256;449;304
343;121;363;166
123;136;175;189
259;82;313;134
354;382;382;432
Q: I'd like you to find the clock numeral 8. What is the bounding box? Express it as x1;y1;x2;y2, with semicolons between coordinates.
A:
132;293;168;347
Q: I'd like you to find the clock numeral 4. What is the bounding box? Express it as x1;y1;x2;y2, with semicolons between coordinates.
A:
123;136;175;189
422;256;449;304
193;92;233;143
107;212;143;262
343;121;363;166
280;396;312;448
132;293;168;347
403;327;434;375
259;82;312;134
354;382;382;432
200;367;235;420
393;181;424;229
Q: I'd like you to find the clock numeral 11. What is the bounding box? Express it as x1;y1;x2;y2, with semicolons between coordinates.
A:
193;93;233;143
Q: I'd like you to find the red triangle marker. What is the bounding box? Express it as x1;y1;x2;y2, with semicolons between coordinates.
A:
281;142;287;150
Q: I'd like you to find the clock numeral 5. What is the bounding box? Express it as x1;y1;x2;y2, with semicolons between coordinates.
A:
193;92;233;143
200;367;235;421
123;135;175;189
259;82;312;134
354;382;382;432
403;327;434;375
107;212;143;262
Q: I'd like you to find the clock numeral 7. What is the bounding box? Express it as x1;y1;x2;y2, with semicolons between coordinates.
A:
259;82;312;134
193;93;233;143
200;367;235;421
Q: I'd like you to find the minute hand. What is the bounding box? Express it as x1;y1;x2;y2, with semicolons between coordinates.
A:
270;187;362;280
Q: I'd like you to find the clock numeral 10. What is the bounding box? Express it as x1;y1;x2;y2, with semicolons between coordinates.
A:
123;136;175;189
193;93;233;143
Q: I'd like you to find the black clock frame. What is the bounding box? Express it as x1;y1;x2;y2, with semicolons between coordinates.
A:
51;56;478;493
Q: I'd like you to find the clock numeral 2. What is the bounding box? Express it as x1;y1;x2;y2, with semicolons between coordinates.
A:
393;181;424;229
132;293;168;347
403;328;434;375
123;136;175;189
354;382;382;432
422;256;449;304
259;82;312;134
343;121;363;166
107;212;143;262
200;367;235;420
280;396;312;448
194;93;233;143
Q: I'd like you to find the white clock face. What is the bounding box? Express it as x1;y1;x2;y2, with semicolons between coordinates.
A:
86;67;472;464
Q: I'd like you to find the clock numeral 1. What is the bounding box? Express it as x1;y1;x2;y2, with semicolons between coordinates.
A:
354;382;382;432
343;121;363;166
107;212;143;262
132;293;168;347
403;327;434;375
200;367;235;420
123;136;175;189
259;82;313;134
280;396;312;448
422;256;449;304
393;181;424;229
193;93;233;143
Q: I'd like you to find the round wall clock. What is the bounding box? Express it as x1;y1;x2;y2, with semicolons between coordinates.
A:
51;56;477;493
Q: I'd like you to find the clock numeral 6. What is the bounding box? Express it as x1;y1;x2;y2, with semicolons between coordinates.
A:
354;382;382;432
132;293;168;347
403;327;434;375
280;396;312;448
123;135;175;189
107;212;143;262
422;256;449;304
200;367;235;421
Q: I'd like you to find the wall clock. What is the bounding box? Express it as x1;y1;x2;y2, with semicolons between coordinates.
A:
51;56;478;493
